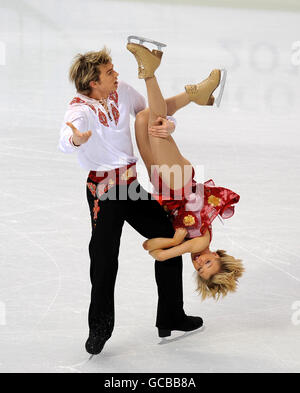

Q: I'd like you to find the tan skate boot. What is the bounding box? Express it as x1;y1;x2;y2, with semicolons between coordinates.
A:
185;69;226;107
127;43;163;79
207;95;215;106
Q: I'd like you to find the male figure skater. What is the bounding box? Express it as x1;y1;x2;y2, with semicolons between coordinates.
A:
59;47;203;355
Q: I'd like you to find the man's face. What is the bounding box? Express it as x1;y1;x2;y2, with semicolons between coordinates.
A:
191;251;221;280
92;63;119;97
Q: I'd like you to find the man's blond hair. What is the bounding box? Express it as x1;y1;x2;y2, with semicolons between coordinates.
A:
69;47;112;95
195;250;244;300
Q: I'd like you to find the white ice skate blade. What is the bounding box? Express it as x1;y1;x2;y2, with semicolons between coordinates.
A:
215;69;227;107
158;325;205;345
127;35;167;51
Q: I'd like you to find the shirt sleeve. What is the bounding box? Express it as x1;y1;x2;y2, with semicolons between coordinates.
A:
58;109;89;154
167;115;177;128
125;83;146;117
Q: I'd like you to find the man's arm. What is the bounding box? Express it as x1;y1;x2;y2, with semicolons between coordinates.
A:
143;228;187;251
58;110;91;153
149;231;210;261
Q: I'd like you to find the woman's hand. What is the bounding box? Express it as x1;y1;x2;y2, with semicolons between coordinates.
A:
148;116;175;138
66;122;92;146
173;228;187;245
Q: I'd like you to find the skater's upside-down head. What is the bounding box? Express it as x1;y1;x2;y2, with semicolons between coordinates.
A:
69;47;113;95
191;249;244;301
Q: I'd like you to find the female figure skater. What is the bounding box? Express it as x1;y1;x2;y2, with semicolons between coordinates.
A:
127;39;244;300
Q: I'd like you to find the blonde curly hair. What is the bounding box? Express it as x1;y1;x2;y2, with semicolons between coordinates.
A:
195;250;244;301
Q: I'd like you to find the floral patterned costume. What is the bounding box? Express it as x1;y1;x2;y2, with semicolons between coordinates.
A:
152;168;240;240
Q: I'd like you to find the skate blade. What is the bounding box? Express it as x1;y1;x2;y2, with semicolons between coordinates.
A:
127;35;167;51
215;69;227;107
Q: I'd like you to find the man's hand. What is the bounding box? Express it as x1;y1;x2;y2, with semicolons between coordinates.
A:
148;116;175;139
66;122;92;146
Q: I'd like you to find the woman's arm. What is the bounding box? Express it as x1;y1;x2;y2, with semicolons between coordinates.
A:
149;231;210;261
143;228;187;252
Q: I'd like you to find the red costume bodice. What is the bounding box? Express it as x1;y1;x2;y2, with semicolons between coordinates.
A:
152;168;240;240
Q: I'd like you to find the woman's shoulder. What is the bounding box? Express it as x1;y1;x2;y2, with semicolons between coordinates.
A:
202;226;212;242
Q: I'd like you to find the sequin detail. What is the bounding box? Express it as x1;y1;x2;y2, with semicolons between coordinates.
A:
208;195;221;207
183;214;196;226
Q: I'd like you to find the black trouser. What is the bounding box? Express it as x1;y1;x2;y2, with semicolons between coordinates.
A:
86;179;185;336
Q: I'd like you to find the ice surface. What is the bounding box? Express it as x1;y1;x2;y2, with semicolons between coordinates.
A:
0;0;300;373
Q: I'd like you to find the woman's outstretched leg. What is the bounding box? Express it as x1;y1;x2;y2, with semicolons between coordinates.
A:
135;87;192;177
165;92;190;116
144;76;193;190
135;84;192;191
145;76;167;124
127;43;196;189
134;108;153;177
135;87;193;178
135;108;191;179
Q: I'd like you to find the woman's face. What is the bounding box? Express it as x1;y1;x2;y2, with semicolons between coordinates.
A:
191;251;221;280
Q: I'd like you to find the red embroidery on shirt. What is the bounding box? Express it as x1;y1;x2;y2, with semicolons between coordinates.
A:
98;109;109;127
111;104;120;125
109;91;119;106
70;97;85;105
70;97;96;114
70;96;110;128
87;103;96;114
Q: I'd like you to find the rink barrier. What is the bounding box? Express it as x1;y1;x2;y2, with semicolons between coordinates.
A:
113;0;300;12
